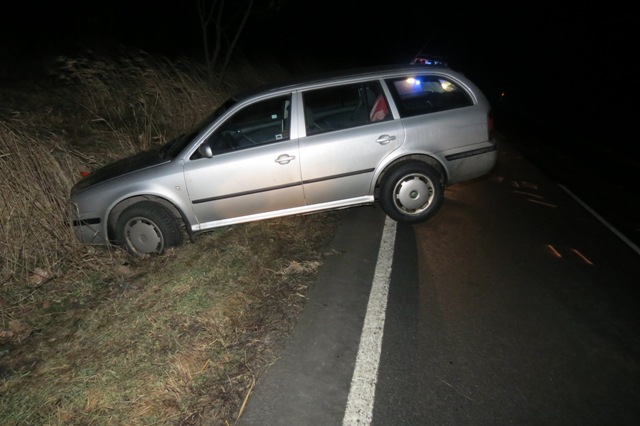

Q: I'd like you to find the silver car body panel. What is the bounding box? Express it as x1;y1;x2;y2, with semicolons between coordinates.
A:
191;195;374;232
70;64;497;246
71;160;192;244
298;118;405;205
184;139;305;230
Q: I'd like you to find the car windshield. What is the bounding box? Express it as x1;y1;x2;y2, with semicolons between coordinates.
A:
159;98;237;159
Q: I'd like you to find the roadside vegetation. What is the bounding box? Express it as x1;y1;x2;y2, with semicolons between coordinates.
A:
0;51;337;424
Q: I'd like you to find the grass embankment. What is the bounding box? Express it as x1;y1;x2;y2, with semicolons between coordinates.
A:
0;52;337;424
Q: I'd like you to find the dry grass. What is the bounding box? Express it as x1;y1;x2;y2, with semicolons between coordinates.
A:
1;215;336;425
0;51;337;424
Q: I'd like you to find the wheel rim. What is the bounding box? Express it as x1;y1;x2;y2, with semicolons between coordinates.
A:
393;173;435;215
124;216;164;254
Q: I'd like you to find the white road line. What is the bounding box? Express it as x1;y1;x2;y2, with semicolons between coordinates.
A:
559;184;640;256
342;216;397;426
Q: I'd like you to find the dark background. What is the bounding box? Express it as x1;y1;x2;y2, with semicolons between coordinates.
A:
1;1;637;158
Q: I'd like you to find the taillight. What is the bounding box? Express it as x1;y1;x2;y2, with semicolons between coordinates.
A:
488;111;494;141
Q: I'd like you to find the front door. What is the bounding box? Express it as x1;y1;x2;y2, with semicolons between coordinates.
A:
183;94;304;230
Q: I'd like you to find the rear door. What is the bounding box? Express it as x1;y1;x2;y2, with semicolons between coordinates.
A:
298;80;404;205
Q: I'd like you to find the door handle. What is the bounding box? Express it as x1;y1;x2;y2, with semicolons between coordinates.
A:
376;134;397;145
275;154;296;164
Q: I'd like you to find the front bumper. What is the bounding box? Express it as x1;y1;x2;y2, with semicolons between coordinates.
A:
69;201;108;245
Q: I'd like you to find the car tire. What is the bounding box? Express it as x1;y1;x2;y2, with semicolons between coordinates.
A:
380;162;444;223
116;201;183;256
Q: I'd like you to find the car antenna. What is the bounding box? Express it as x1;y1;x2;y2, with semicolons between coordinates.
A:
414;32;438;60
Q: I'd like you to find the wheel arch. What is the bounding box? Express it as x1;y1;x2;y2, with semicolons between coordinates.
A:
106;195;190;244
374;154;447;199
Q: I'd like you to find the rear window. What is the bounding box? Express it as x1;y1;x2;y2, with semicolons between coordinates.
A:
386;75;473;118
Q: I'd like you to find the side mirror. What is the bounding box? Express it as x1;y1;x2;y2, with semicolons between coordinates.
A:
197;143;213;159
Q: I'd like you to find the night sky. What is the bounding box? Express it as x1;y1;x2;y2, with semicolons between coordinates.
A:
1;1;637;147
3;2;634;71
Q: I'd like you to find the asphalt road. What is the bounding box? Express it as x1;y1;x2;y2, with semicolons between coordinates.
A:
241;206;388;425
493;104;640;250
241;137;640;425
373;141;640;425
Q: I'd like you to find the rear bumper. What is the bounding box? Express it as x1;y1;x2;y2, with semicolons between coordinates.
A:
443;141;498;184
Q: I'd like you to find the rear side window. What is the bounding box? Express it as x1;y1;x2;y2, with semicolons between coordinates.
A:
386;75;473;118
303;81;391;136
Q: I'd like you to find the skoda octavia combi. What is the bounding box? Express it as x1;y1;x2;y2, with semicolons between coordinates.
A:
70;64;497;255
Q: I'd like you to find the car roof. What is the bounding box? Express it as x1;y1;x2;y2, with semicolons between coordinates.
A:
232;63;459;102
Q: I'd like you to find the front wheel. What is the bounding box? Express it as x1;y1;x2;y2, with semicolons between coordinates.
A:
379;162;444;223
116;202;183;256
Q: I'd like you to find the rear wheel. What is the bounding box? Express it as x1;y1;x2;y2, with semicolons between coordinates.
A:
116;202;183;256
380;162;444;223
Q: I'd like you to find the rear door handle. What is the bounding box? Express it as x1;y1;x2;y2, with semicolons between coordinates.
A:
376;134;397;145
275;154;296;165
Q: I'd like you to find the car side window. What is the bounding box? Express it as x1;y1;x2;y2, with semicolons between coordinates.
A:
303;81;391;136
385;75;473;118
192;95;291;159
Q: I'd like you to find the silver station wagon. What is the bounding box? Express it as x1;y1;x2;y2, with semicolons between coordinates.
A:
70;64;497;255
